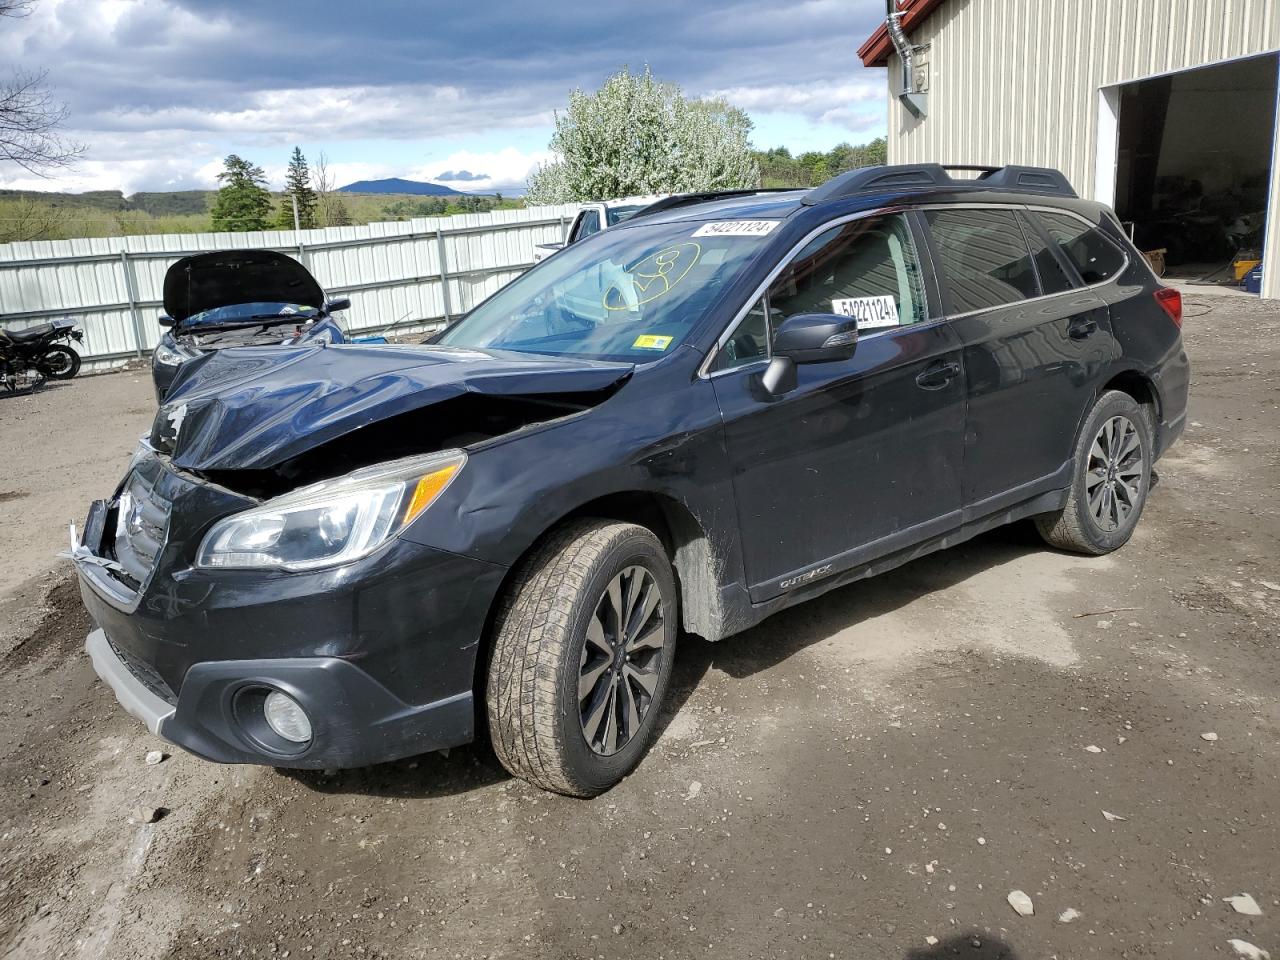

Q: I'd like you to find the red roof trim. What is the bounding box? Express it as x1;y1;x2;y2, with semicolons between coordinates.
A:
856;0;947;68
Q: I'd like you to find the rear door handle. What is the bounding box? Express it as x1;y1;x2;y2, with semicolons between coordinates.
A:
1069;317;1098;340
915;360;961;390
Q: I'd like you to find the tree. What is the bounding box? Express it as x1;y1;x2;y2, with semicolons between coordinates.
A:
311;150;352;227
0;192;65;242
0;1;84;174
275;146;317;229
526;66;758;203
752;137;889;188
209;154;272;231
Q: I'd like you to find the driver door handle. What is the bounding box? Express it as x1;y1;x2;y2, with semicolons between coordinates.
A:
916;360;961;390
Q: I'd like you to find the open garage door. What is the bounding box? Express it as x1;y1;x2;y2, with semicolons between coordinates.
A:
1109;53;1279;292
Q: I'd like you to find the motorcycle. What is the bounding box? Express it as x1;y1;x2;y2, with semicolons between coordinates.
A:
0;318;85;393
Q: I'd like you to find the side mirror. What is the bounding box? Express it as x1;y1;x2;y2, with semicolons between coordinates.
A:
761;313;858;394
158;314;176;328
324;297;351;313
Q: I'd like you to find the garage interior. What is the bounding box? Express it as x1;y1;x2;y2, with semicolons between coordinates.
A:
1113;52;1278;290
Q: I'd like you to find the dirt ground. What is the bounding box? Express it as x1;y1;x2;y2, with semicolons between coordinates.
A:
1;296;1278;960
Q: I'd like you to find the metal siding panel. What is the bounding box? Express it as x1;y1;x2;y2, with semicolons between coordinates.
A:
888;0;1280;252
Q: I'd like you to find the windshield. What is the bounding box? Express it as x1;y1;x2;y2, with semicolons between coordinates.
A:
181;302;320;327
437;219;777;361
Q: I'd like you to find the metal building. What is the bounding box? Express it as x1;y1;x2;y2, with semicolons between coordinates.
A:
859;0;1280;298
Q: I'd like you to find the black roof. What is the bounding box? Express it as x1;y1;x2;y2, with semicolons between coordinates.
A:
626;164;1079;227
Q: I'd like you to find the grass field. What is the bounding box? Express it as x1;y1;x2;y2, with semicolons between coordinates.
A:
0;189;524;242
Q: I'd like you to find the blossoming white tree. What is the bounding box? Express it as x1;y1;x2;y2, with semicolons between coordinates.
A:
526;67;759;203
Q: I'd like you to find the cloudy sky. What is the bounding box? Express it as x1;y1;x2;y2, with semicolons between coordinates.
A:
0;0;888;195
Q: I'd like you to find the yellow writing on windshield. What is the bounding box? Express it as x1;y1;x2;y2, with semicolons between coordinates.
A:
603;242;701;311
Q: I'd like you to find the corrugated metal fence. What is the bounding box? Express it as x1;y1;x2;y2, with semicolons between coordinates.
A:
0;203;581;368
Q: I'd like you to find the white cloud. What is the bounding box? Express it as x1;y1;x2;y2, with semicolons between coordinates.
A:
712;80;884;126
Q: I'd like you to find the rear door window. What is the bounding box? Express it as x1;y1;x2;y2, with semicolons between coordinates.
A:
926;208;1040;313
1034;211;1127;284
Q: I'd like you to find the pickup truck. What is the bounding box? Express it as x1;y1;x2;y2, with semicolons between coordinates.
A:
532;195;664;262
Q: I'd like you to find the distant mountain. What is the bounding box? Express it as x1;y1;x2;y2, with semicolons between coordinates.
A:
336;178;464;196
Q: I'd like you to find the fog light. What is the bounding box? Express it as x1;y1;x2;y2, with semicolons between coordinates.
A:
263;691;312;743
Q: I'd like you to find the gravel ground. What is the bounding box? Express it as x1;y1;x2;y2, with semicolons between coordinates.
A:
1;296;1278;960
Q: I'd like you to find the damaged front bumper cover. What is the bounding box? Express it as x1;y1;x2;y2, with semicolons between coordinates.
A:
69;455;506;768
83;626;475;767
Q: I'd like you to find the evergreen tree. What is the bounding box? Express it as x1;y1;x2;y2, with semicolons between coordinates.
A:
275;146;317;229
327;195;352;227
209;154;272;231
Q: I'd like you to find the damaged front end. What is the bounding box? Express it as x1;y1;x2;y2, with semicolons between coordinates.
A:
154;341;632;496
69;341;632;767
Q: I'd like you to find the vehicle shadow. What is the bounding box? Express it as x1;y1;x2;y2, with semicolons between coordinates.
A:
650;520;1048;742
903;933;1021;959
290;522;1050;800
0;380;66;400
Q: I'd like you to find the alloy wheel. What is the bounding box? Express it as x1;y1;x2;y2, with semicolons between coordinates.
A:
1086;415;1145;532
578;565;666;756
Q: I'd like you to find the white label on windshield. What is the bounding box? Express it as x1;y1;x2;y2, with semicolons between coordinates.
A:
691;220;780;238
832;295;900;330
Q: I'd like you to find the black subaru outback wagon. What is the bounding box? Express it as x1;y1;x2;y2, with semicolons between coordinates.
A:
71;164;1189;796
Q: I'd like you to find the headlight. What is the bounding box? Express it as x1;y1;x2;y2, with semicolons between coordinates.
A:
153;341;186;367
195;450;465;571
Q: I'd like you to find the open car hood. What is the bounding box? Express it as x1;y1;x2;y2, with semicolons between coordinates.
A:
151;343;634;473
163;250;326;323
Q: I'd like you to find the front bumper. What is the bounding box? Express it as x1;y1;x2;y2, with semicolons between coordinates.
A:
73;451;508;768
85;627;474;767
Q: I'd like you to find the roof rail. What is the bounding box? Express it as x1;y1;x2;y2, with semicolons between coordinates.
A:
969;165;1077;196
802;163;1077;205
628;188;800;222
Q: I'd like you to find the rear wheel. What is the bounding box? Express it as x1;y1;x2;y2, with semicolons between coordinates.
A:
486;519;677;797
37;344;80;380
1035;390;1153;555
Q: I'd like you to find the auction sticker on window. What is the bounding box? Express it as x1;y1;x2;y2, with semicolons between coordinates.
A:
832;295;900;330
691;220;780;238
633;334;673;350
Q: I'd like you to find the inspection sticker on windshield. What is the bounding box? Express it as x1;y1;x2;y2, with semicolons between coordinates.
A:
832;295;900;330
633;334;673;350
691;220;779;238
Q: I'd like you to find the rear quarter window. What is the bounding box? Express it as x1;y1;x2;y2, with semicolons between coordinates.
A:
1034;211;1127;285
925;208;1040;313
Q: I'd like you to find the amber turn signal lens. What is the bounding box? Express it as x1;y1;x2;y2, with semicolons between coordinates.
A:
403;464;461;524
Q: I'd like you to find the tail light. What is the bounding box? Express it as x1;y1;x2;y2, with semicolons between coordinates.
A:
1154;287;1182;328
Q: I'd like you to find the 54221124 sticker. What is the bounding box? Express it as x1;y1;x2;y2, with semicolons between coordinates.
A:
691;220;780;238
831;295;900;330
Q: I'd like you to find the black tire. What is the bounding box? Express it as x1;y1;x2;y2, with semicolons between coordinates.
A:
37;344;80;380
1035;390;1153;555
486;519;678;797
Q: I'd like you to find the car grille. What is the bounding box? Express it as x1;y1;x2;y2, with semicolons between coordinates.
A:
106;634;177;705
112;471;171;591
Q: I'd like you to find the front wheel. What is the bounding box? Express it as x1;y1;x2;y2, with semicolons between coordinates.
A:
37;344;81;380
1035;390;1153;555
486;519;678;797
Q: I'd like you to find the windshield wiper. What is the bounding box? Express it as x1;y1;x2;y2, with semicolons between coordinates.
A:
181;315;307;333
